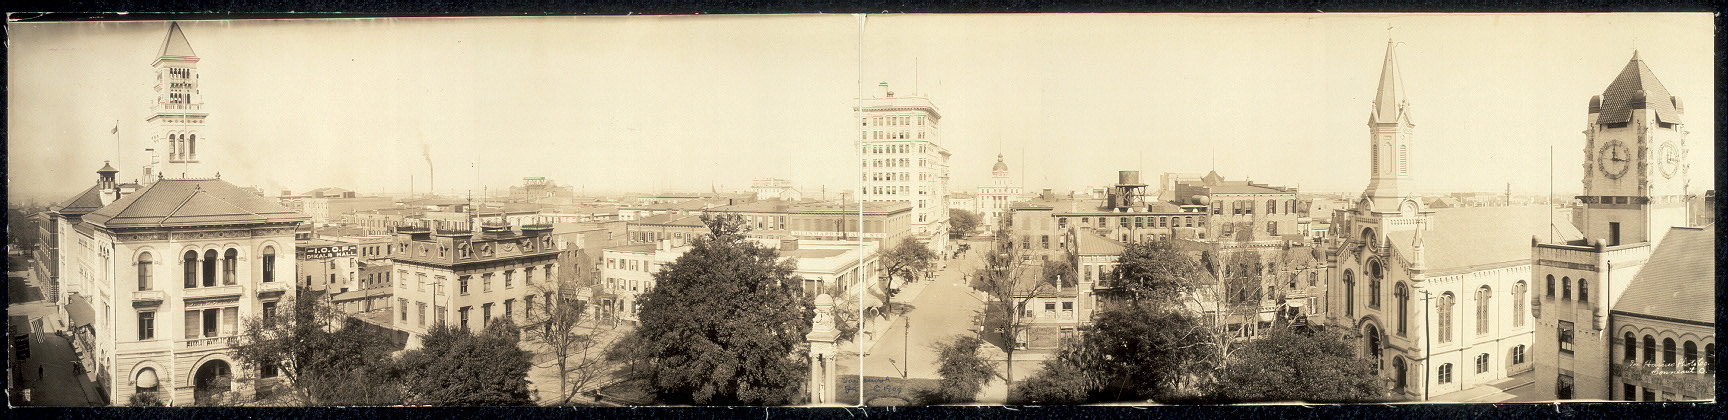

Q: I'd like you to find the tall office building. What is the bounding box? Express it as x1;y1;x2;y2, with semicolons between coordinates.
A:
857;82;951;254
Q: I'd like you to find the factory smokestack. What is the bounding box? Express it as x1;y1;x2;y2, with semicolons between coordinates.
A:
422;144;435;197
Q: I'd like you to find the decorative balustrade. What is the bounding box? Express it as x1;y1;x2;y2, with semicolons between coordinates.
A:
178;335;235;350
184;284;242;300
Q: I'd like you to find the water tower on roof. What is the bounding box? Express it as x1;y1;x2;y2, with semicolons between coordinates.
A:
1108;170;1147;211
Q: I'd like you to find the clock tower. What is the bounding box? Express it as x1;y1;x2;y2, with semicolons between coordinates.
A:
1578;51;1690;247
143;22;212;182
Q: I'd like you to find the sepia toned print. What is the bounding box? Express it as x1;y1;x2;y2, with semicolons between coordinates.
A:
4;13;1713;407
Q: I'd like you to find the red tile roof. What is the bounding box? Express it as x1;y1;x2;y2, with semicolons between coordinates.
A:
82;179;308;229
1613;225;1713;325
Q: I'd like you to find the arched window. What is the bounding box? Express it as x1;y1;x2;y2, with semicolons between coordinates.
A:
1577;278;1589;302
1437;363;1453;384
262;246;276;283
188;134;197;159
1513;281;1528;327
1683;341;1698;372
1512;344;1527;364
137;252;154;291
1707;344;1716;374
1476;286;1492;336
1368;260;1383;309
1623;332;1637;362
1643;335;1656;364
1561;276;1571;300
1476;353;1491;373
1546;274;1556;298
223;249;238;285
1309;271;1318;287
1662;338;1676;365
183;251;198;288
202;249;218;287
1437;292;1455;343
1343;270;1356;318
1365;324;1382;372
1394;282;1409;336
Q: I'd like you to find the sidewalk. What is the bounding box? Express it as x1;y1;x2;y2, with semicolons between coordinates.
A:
1429;370;1536;403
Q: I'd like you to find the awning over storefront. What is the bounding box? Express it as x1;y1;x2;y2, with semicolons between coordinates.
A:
1257;311;1276;323
67;295;96;329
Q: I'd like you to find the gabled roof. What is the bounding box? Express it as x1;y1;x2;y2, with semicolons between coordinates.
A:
1387;205;1582;275
82;178;308;229
55;185;107;216
1597;52;1681;125
1613;225;1714;325
158;22;197;59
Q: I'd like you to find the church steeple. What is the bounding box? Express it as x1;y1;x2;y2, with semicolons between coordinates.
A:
1362;39;1416;207
1370;39;1412;125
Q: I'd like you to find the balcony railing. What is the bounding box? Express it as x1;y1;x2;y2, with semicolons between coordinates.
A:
132;290;165;305
185;284;242;300
178;335;235;350
154;103;203;111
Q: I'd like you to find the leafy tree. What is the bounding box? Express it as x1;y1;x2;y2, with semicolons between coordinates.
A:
922;335;996;404
1009;337;1103;404
948;209;981;239
128;391;166;407
232;295;401;405
397;319;535;406
628;213;812;405
1212;326;1385;403
1107;239;1209;307
875;237;936;319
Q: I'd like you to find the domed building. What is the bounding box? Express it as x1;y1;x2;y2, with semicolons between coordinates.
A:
976;154;1023;233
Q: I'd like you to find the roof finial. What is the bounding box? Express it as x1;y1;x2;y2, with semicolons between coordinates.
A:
1387;23;1394;42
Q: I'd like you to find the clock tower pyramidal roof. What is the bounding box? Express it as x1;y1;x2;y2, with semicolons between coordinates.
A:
1593;50;1682;125
158;22;197;60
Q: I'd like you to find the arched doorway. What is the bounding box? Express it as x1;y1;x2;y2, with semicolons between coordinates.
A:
1392;357;1408;395
193;360;233;405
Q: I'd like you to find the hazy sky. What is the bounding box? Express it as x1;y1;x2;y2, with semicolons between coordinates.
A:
8;14;1714;205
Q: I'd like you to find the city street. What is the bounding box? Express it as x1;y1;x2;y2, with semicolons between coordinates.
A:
8;259;100;406
854;240;988;381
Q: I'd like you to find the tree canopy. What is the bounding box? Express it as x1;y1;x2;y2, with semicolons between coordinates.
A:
1212;326;1386;403
948;209;981;239
1107;239;1209;307
923;335;996;404
231;294;403;406
397;319;535;406
629;212;813;405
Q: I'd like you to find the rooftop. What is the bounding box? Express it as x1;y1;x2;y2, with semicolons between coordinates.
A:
82;178;308;229
1597;52;1682;125
1613;225;1713;325
1386;205;1582;275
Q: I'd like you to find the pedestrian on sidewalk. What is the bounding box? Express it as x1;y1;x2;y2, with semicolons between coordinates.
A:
39;364;44;382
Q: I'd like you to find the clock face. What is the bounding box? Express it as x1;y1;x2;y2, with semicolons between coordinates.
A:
1658;141;1680;179
1598;140;1631;180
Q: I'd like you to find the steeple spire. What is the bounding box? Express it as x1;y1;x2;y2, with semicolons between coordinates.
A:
1371;39;1410;124
158;22;198;61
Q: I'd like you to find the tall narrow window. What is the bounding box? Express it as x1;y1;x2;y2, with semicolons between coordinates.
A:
202;249;218;287
1557;320;1575;353
1437;292;1455;343
1643;335;1656;364
1683;341;1698;372
261;246;276;283
1545;275;1556;298
1343;270;1356;318
1623;332;1637;362
1368;260;1383;309
222;249;238;285
1577;278;1589;302
137;252;154;291
188;134;197;159
1561;276;1571;300
1476;286;1492;336
138;311;155;340
1394;282;1410;336
1437;363;1453;384
1662;338;1676;366
183;251;198;288
1513;281;1528;327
